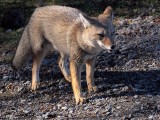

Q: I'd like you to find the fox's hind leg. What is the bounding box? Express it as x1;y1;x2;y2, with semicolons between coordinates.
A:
58;54;71;82
31;45;51;90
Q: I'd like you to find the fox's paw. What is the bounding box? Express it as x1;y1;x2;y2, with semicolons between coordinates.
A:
88;86;98;94
65;76;71;82
31;82;39;91
75;96;87;105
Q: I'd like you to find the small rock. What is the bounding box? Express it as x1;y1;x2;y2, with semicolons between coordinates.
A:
6;114;14;119
23;109;30;114
112;88;118;92
96;101;103;106
147;94;153;98
116;106;121;109
57;104;62;109
42;112;50;119
0;87;5;93
122;86;129;91
134;95;138;99
148;115;154;119
69;108;74;113
3;75;9;80
128;114;132;119
128;53;137;59
84;106;89;110
105;105;112;112
59;85;64;89
106;112;111;116
20;99;26;103
94;108;99;114
61;106;68;110
36;116;43;119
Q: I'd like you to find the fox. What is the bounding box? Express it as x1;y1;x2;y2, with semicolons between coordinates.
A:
12;5;115;104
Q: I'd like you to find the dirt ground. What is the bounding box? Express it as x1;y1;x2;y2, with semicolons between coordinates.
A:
0;15;160;119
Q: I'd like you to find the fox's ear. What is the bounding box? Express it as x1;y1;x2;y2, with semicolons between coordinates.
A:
98;6;114;22
79;13;91;28
103;6;112;16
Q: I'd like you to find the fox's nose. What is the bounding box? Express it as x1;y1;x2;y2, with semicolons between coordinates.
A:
111;45;115;50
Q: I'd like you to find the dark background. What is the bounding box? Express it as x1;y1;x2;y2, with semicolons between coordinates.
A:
0;0;159;30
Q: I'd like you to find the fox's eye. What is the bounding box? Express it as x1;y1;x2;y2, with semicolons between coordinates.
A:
97;33;104;38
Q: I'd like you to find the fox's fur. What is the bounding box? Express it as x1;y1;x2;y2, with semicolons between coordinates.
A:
12;5;115;104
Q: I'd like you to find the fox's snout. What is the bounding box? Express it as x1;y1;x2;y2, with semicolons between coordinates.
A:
98;37;114;52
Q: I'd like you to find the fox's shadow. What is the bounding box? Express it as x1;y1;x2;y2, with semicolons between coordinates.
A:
90;69;160;99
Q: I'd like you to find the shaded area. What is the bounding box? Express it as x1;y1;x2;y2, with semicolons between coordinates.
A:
94;69;160;97
0;0;159;30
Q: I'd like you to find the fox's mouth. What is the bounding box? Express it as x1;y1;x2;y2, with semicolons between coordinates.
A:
97;41;112;52
101;45;111;52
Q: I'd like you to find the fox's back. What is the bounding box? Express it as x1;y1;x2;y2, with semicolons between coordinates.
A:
28;5;82;55
32;5;81;22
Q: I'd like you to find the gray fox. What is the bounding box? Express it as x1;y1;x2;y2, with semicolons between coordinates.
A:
12;5;115;104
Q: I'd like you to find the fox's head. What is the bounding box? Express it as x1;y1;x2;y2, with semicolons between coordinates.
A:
79;6;115;53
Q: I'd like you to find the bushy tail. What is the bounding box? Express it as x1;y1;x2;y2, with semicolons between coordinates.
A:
12;25;32;69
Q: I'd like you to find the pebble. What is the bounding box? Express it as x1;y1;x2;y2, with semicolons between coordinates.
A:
3;75;9;80
61;106;68;110
84;106;89;110
94;108;99;114
116;106;121;109
112;88;118;92
59;85;64;89
134;95;138;99
23;109;30;114
68;108;74;113
0;89;4;93
105;105;112;112
5;114;14;119
122;86;129;91
57;104;62;109
148;115;154;119
42;112;50;119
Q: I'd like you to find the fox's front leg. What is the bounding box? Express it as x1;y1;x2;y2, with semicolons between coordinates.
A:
86;57;98;94
70;61;86;104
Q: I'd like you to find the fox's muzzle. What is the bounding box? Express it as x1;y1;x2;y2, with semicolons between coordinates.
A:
102;37;114;52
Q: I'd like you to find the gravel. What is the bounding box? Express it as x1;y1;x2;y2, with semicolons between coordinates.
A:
0;15;160;119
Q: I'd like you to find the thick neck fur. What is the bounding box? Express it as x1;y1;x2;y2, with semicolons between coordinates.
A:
67;19;102;56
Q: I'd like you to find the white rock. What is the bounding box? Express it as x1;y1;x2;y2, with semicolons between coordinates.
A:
116;106;121;109
61;106;68;110
148;115;154;119
57;104;62;109
3;75;9;80
42;112;50;119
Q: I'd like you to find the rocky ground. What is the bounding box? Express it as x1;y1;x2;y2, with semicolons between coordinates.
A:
0;15;160;120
